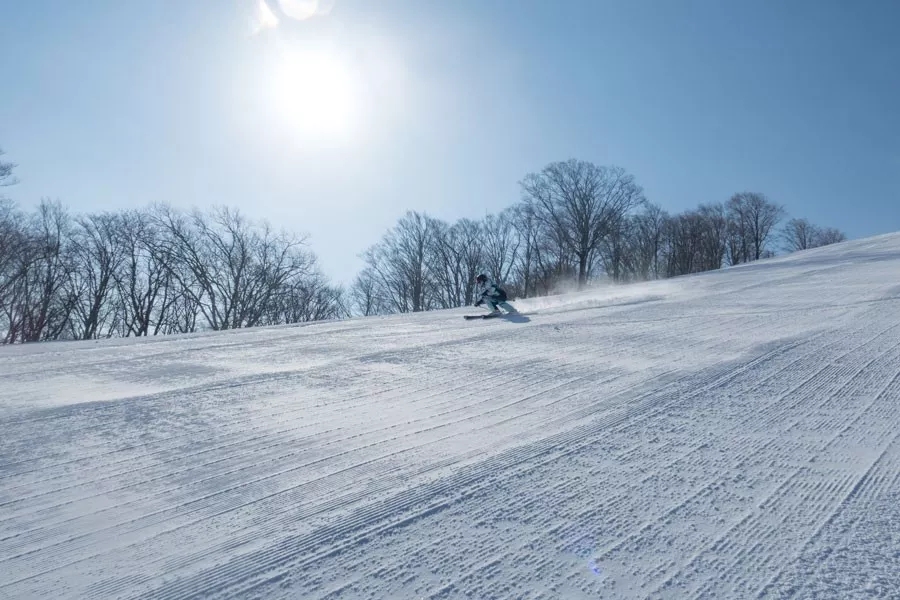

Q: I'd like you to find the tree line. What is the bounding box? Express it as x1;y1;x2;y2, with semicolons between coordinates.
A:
1;150;846;343
0;196;346;343
350;159;846;316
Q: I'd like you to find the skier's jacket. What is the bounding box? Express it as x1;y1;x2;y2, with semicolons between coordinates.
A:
475;279;507;305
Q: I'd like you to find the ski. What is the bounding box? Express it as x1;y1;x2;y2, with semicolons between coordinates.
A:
463;312;513;320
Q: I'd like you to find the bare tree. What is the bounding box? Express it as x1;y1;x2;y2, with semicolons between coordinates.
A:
532;218;576;295
521;160;644;287
429;217;483;308
0;148;18;189
664;211;705;277
155;205;313;330
2;197;342;342
0;158;24;335
0;201;27;339
456;219;484;304
114;209;179;336
598;213;632;282
350;267;387;316
660;204;730;278
782;218;846;253
509;202;540;298
696;203;728;272
815;227;846;247
726;192;785;264
629;203;669;280
506;201;574;296
427;218;466;309
363;211;434;313
161;292;201;335
782;218;820;252
67;213;126;339
482;209;520;288
4;200;75;343
0;201;27;300
266;271;347;324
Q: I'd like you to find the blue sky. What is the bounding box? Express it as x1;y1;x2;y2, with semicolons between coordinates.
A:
1;0;898;283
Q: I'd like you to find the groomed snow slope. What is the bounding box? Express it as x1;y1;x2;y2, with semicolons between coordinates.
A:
3;234;900;600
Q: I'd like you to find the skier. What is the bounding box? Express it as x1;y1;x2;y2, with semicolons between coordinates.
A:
474;274;518;316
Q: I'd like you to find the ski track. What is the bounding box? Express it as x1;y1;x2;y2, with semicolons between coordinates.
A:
2;234;900;598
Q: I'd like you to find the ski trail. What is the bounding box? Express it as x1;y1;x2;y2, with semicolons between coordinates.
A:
2;233;900;599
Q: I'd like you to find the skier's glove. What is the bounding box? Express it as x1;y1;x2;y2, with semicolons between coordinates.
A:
474;298;483;307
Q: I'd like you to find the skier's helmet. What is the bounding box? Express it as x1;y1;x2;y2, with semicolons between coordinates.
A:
476;273;488;284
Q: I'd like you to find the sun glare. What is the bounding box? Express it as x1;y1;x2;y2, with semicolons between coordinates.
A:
271;47;360;142
277;0;335;21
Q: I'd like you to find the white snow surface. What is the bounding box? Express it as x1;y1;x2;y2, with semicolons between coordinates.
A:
3;234;900;599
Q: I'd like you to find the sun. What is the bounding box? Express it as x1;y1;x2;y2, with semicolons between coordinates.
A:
271;47;360;142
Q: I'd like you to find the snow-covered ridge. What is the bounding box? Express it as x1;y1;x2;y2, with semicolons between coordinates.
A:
2;232;900;598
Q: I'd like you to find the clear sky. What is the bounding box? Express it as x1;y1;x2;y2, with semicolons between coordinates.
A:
1;0;898;283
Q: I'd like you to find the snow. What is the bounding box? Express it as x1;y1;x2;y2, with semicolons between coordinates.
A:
3;233;900;599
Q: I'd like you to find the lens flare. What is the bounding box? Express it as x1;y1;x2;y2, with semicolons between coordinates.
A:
253;0;280;33
252;0;335;33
